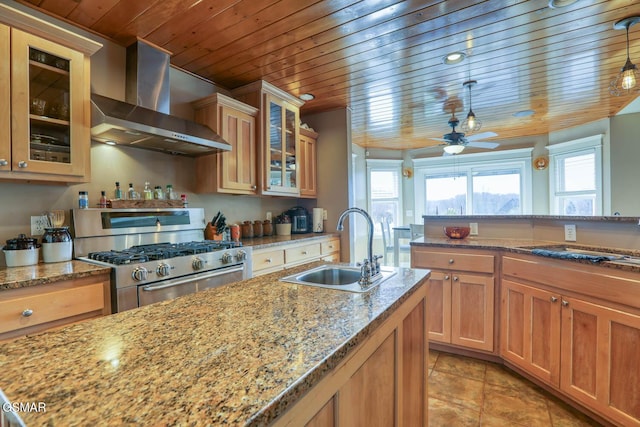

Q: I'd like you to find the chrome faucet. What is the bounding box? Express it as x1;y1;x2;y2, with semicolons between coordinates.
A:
336;207;382;286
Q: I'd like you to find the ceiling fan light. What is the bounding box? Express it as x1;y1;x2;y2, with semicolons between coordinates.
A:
443;144;465;155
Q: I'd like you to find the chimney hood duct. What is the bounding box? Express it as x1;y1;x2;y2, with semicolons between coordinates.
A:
90;40;231;156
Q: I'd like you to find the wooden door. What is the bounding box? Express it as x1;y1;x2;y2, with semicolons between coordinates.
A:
501;279;561;385
0;24;9;172
427;270;451;343
219;104;256;193
560;297;640;427
299;128;317;198
451;272;494;351
11;29;88;177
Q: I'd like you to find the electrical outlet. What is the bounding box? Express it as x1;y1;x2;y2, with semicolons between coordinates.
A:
31;215;48;236
564;224;577;241
266;211;272;221
469;222;478;235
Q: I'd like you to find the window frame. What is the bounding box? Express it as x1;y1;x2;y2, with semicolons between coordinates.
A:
547;135;603;216
366;159;404;231
412;148;533;217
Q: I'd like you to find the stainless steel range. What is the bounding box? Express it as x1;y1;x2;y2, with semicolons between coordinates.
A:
72;208;252;313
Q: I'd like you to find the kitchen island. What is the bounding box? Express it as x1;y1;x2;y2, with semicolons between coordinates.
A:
0;262;430;426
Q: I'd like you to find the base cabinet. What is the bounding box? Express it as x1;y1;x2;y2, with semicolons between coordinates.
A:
412;247;495;352
252;237;340;276
502;254;640;427
274;280;428;426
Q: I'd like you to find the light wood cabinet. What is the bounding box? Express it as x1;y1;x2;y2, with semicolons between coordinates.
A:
232;80;304;197
193;93;258;195
501;254;640;427
274;279;428;427
412;247;495;352
0;273;111;341
298;127;317;198
252;236;341;277
0;25;99;183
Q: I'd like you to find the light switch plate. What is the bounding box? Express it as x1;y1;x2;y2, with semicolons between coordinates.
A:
564;224;577;241
469;222;478;235
31;215;48;236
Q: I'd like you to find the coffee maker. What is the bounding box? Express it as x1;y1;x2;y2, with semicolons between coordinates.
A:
287;206;310;233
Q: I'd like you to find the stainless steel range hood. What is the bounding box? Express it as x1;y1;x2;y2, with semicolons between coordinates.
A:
91;40;231;156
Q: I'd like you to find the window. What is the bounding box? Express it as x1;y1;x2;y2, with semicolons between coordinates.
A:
414;148;533;217
547;135;602;215
367;160;403;232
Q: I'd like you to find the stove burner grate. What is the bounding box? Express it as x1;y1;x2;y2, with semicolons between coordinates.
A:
87;241;242;265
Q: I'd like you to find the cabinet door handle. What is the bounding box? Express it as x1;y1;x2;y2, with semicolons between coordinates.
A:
448;258;454;264
550;296;558;303
453;276;459;281
443;275;449;280
561;300;569;307
22;309;33;317
0;159;7;166
18;161;28;168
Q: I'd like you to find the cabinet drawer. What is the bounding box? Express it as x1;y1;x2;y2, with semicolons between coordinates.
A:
253;249;285;272
285;243;321;264
321;239;340;255
0;282;105;334
412;249;494;273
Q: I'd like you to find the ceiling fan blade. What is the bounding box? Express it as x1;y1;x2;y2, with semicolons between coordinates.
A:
430;137;448;142
467;141;500;149
466;131;497;142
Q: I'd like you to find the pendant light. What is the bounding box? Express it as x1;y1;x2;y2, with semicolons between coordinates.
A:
461;80;482;133
610;16;640;96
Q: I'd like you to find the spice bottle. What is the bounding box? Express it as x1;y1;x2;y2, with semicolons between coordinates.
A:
78;191;89;209
143;182;153;200
127;183;136;200
114;182;122;200
99;191;108;208
166;184;175;200
181;194;188;208
154;186;164;199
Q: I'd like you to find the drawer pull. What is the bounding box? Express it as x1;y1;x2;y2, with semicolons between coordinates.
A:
302;251;308;255
550;296;558;303
266;258;272;263
328;245;333;249
448;258;454;264
22;309;33;317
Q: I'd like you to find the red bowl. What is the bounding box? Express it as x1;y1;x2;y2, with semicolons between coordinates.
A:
444;226;470;239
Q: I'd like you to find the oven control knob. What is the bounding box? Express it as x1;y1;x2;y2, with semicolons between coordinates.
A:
236;250;247;261
192;257;204;270
132;266;149;282
221;252;234;264
156;263;171;277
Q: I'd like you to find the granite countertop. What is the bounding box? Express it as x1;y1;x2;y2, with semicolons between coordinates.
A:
241;232;340;250
0;261;111;291
0;262;429;426
411;237;640;273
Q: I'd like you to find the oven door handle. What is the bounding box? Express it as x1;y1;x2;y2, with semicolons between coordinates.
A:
141;265;245;291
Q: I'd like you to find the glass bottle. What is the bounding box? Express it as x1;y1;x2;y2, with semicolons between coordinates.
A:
78;191;89;209
166;184;175;200
154;186;164;199
143;182;153;200
99;191;108;208
114;182;123;200
127;183;136;200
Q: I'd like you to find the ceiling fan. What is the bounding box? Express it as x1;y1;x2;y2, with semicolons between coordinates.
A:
431;113;499;155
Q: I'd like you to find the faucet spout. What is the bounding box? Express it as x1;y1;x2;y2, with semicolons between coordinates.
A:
336;207;379;284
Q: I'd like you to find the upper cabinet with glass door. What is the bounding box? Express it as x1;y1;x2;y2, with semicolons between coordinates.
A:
0;6;101;183
232;80;304;197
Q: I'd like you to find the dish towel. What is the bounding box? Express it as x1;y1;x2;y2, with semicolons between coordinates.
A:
530;249;621;263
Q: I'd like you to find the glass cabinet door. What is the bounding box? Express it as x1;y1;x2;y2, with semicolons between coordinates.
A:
11;29;87;177
266;95;299;195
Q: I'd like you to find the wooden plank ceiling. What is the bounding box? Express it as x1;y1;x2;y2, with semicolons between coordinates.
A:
17;0;640;152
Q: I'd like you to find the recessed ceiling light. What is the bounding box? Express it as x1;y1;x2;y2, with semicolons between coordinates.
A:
300;93;315;101
104;140;117;146
548;0;578;8
513;109;535;117
442;51;466;65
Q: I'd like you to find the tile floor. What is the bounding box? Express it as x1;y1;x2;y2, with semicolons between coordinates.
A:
428;350;604;426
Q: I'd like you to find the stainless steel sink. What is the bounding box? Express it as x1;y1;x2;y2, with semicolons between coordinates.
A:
280;265;396;293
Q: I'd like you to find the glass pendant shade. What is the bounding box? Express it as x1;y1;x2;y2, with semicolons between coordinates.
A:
610;16;640;96
461;80;482;133
443;144;465;155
